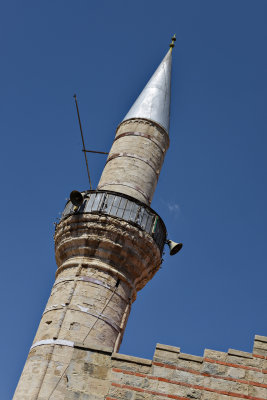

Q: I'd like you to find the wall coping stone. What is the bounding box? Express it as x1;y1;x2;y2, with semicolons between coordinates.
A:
156;343;181;354
74;342;113;354
255;335;267;343
227;348;253;359
112;352;152;366
178;353;203;363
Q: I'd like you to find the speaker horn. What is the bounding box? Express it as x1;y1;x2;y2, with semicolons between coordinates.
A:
70;190;83;207
166;240;183;256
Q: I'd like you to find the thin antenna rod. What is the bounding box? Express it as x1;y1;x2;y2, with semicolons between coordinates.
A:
82;149;108;155
73;94;92;190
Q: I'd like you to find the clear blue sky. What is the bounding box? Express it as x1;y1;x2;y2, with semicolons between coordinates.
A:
1;1;267;398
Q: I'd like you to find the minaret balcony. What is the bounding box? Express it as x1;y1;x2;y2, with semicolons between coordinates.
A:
60;189;166;254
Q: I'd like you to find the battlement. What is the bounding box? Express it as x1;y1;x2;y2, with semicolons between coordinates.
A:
14;329;267;399
107;335;267;400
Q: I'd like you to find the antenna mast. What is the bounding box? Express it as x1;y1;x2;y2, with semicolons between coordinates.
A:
73;94;92;190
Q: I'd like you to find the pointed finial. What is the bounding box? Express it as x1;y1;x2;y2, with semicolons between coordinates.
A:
169;34;176;51
122;43;173;132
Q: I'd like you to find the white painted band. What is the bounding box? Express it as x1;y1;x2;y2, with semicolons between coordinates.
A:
30;339;74;350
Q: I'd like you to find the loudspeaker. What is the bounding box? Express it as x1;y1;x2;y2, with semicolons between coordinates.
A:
70;190;83;207
166;240;183;256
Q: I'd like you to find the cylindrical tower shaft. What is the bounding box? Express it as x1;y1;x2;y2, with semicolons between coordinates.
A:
98;118;169;205
14;211;161;399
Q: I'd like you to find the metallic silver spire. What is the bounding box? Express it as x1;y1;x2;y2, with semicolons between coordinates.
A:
122;46;173;133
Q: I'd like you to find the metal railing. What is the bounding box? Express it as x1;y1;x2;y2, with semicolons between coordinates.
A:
61;190;166;254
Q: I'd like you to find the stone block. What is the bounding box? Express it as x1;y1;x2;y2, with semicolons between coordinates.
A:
111;353;152;366
178;352;203;363
155;343;181;353
204;349;227;361
255;335;267;343
227;348;253;359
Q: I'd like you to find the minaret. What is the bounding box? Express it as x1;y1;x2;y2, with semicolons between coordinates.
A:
14;37;179;399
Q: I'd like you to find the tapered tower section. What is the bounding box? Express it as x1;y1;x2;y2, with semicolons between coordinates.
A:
98;49;172;205
14;42;175;400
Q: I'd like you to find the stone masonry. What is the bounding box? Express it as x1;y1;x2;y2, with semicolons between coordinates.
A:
13;212;161;399
14;334;267;399
98;118;169;206
107;335;267;400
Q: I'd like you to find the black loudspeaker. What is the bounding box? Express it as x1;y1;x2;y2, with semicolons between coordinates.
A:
70;190;83;207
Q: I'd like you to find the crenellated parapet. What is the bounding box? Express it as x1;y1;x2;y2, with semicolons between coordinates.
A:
107;335;267;400
16;335;267;399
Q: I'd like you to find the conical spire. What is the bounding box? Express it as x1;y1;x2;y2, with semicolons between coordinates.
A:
122;43;174;133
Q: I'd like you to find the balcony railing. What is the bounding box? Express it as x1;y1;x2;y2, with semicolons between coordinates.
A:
61;190;166;254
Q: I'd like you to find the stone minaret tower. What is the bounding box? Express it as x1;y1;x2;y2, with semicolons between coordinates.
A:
14;38;179;399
